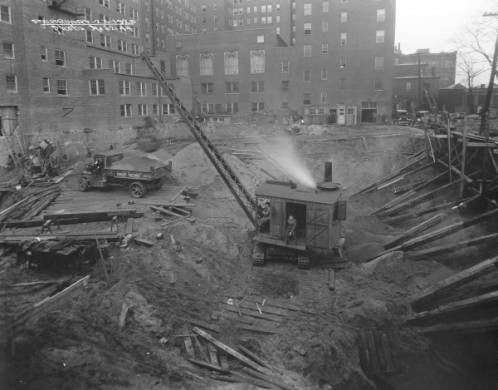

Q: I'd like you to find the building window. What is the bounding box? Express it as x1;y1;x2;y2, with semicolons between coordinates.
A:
176;55;189;77
117;39;127;52
376;30;385;43
2;42;14;59
257;35;265;43
89;56;103;69
321;43;328;54
42;77;50;93
138;104;148;116
340;56;347;69
374;56;384;70
85;30;93;43
282;80;289;91
406;81;412;92
276;27;280;34
152;104;158;115
137;81;146;96
340;12;348;23
89;79;105;96
151;82;158;96
116;1;126;14
281;60;289;73
251;80;264;92
99;0;110;7
100;34;111;48
303;45;312;57
303;93;311;105
84;7;91;20
6;75;17;92
40;46;48;62
119;80;131;95
304;70;311;82
201;82;214;94
225;81;239;93
226;102;239;114
163;103;175;115
109;59;120;73
304;22;312;35
322;21;328;32
120;104;132;118
130;43;138;55
340;33;347;47
56;79;67;95
321;92;327;104
200;52;214;76
124;63;133;75
321;69;328;80
55;49;66;66
0;5;12;23
304;3;312;16
323;1;329;13
160;60;166;73
250;50;265;74
375;78;384;90
377;9;386;23
251;102;265;112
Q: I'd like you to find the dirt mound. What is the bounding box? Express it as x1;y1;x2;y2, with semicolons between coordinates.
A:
171;143;217;186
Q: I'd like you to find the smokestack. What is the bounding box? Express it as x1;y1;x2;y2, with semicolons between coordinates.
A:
324;161;332;183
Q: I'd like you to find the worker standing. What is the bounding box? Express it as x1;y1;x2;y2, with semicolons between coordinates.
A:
286;215;297;244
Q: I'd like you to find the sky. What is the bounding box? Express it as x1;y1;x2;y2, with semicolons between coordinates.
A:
395;0;497;84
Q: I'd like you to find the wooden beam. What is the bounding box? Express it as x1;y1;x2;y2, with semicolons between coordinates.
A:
437;159;473;184
407;233;498;261
410;290;498;323
411;256;498;312
378;180;458;217
415;316;498;335
192;327;273;376
384;213;444;250
401;207;498;251
460;124;468;197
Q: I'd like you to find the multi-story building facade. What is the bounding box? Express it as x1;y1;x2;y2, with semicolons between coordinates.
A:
393;48;457;112
172;0;396;123
197;0;233;33
0;0;193;166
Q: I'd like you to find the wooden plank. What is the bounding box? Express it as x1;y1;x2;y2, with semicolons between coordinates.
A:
118;303;129;329
415;316;498;335
207;343;220;366
399;208;498;252
460;124;468;197
410;290;498;323
223;302;287;319
188;358;229;374
170;186;187;202
411;256;498;312
12;275;90;331
192;327;273;376
384;213;444;250
236;324;281;334
133;237;154;247
240;367;296;390
436;159;473;184
238;346;276;371
407;233;498;261
193;335;209;361
378;181;458;217
150;205;185;218
184;337;195;357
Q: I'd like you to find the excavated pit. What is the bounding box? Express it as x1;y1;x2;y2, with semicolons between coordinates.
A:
1;122;497;390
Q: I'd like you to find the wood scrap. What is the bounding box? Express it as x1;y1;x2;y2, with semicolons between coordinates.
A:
384;213;444;250
118;302;129;329
188;358;229;374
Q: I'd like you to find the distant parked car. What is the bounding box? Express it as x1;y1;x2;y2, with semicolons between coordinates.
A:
394;110;411;126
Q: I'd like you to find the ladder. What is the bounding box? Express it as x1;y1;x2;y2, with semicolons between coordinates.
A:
141;53;257;227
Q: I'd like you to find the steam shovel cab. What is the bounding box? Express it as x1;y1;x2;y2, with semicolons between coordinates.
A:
252;162;347;269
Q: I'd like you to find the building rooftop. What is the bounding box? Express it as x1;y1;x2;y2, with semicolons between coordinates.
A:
255;181;342;205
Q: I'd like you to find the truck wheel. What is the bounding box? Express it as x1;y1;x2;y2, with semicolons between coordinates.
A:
79;177;90;192
130;182;147;198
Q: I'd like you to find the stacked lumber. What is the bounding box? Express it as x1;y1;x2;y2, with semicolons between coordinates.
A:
0;185;61;224
182;327;299;389
149;186;197;225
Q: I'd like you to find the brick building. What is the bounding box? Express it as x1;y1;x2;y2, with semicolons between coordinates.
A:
0;0;193;166
171;0;396;123
393;48;457;113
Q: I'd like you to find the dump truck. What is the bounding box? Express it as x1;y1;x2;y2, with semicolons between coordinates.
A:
79;152;172;198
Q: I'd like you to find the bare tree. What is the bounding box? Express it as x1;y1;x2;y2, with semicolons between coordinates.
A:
457;52;487;113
